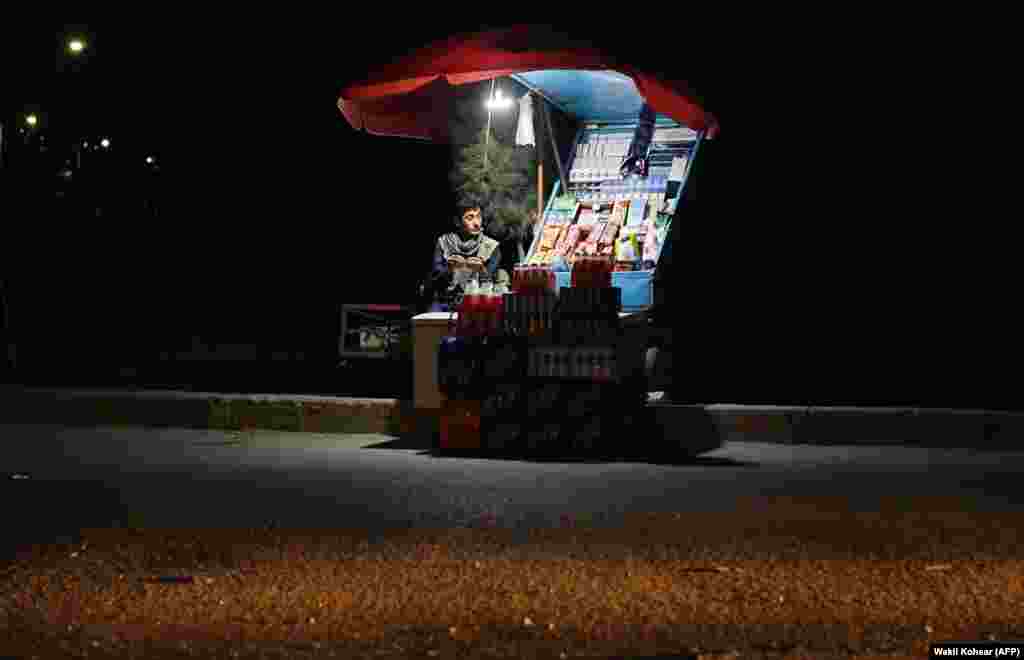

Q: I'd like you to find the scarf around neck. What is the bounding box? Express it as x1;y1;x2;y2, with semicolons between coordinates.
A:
439;231;498;262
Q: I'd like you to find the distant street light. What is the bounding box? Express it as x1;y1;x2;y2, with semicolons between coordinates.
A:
68;39;85;54
25;114;38;127
100;138;110;149
146;156;155;164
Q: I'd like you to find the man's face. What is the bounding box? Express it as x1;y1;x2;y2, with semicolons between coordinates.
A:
460;208;482;235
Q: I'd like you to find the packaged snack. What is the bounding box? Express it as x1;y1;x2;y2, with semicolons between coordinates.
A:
642;222;661;263
544;208;575;225
575;241;597;258
626;199;647;228
553;195;578;212
576;221;605;257
539;225;564;252
577;208;598;226
597;219;621;248
611;200;630;225
555;225;585;257
615;229;641;263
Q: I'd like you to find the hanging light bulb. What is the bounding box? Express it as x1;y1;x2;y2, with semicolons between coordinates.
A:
486;86;513;111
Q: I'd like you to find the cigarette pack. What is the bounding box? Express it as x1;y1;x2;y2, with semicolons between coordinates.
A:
611;200;630;225
577;208;598;226
626;199;647;228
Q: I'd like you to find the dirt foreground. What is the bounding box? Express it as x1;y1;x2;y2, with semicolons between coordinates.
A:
3;499;1023;659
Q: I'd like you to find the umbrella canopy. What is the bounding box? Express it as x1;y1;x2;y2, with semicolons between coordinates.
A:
338;25;719;142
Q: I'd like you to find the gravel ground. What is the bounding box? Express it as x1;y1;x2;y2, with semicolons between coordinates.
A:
3;500;1023;659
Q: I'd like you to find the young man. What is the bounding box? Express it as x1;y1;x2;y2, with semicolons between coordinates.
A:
427;204;501;313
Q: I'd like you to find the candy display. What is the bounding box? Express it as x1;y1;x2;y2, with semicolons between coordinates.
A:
554;225;585;258
526;124;690;286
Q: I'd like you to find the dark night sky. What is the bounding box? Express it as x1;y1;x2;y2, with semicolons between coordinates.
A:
2;19;1016;406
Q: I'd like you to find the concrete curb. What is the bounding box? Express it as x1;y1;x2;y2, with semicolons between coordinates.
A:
1;388;407;436
2;388;1021;450
707;406;1024;450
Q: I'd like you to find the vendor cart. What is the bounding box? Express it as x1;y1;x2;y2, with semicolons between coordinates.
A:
337;25;722;457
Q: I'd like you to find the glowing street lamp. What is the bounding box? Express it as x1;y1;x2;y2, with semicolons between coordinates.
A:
68;39;86;54
100;138;110;149
25;114;38;127
146;156;155;165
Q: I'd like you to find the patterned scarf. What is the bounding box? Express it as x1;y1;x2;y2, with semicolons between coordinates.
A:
439;231;499;262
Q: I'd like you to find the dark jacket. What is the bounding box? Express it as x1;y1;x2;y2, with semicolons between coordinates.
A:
427;237;501;313
485;222;529;277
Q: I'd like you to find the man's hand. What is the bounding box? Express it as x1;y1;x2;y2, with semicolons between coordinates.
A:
447;255;467;269
465;257;485;272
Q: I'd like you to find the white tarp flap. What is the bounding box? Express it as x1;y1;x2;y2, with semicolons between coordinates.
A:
515;93;536;147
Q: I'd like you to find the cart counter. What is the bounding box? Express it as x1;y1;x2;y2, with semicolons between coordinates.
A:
412;310;648;411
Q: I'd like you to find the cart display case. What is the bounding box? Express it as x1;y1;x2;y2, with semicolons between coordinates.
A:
520;113;703;313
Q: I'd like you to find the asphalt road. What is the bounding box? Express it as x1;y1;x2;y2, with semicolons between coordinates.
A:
3;424;1024;658
3;423;1022;540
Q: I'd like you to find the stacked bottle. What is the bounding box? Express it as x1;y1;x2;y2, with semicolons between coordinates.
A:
571;256;613;288
527;347;617;381
457;278;507;337
491;282;506;335
512;265;556;295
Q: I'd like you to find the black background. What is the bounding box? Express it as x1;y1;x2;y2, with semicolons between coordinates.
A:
1;17;1015;407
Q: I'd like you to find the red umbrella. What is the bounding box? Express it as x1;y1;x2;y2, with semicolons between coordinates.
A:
337;25;719;142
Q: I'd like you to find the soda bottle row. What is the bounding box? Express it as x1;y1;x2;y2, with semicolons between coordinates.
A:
558;287;620;341
571;256;613;288
456;280;506;337
503;292;557;337
512;265;556;295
